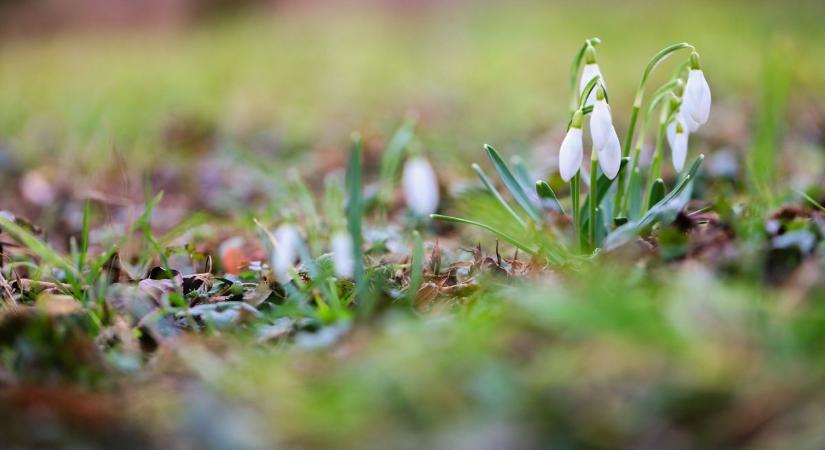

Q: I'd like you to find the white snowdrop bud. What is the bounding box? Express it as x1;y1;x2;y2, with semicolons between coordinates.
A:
667;118;689;172
590;91;613;152
682;53;711;127
598;125;622;180
402;156;439;216
330;231;355;279
578;44;605;107
272;223;301;284
559;110;584;182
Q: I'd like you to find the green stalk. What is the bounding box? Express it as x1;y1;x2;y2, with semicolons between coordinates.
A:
588;156;598;250
616;85;668;215
620;79;683;215
642;121;667;213
571;172;580;251
613;43;693;217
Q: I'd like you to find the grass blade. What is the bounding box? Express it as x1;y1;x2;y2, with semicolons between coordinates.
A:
408;230;424;304
535;180;565;215
430;214;539;255
79;199;91;272
798;190;825;212
378;119;417;210
648;178;666;209
628;167;643;220
484;144;542;224
580;157;630;231
472;163;527;229
0;216;80;282
346;133;366;302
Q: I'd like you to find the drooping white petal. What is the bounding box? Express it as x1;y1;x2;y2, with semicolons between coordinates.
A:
579;63;604;106
681;108;701;133
590;98;613;151
598;126;621;180
667;119;690;172
402;157;440;216
331;232;355;279
683;69;711;126
559;127;583;182
272;224;302;284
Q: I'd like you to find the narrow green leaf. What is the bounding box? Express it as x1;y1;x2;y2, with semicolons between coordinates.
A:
535;180;565;215
628;167;643;220
648;178;666;209
511;156;537;196
0;216;80;281
798;190;825;212
430;214;539;255
79;198;91;272
408;230;424;304
346;133;366;302
483;144;543;224
580;157;630;230
472;163;527;229
378;119;417;206
604;154;704;250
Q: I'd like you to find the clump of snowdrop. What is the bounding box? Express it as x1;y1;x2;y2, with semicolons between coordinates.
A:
402;156;440;216
272;223;302;284
330;231;355;279
432;38;712;259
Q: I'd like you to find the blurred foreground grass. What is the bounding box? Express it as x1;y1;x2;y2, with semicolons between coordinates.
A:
1;0;824;173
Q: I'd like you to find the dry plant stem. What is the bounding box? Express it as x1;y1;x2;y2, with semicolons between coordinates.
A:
0;270;16;306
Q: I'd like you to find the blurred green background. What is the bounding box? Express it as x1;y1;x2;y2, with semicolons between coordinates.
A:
1;0;824;175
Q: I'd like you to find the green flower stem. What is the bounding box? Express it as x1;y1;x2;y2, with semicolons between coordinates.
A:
613;43;693;218
571;172;580;251
619;79;683;215
642;120;667;213
588;156;598;250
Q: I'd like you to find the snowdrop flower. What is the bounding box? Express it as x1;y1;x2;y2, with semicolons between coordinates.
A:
598;126;622;179
682;52;711;128
330;231;354;279
589;88;621;179
579;45;605;106
272;223;301;284
590;88;613;151
667;118;689;172
681;107;701;133
559;109;584;182
402;156;440;216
